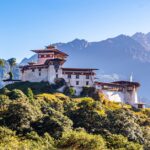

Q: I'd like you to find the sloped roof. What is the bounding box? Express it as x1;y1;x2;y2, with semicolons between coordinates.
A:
31;45;68;56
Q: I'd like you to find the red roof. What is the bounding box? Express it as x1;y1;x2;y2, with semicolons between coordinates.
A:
95;81;140;88
31;45;68;56
112;81;140;87
62;68;98;71
19;64;48;70
95;82;123;87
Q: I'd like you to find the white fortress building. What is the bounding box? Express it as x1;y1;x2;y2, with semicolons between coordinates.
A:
20;45;143;108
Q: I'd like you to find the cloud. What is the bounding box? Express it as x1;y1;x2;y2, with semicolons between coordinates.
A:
97;73;120;82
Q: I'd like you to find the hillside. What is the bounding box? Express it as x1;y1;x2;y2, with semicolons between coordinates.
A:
0;82;149;149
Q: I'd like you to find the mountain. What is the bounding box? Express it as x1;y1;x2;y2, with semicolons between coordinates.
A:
11;33;150;105
20;54;38;66
132;32;150;51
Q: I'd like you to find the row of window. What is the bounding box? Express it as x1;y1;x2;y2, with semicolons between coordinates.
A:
39;54;54;58
32;68;42;72
31;69;42;76
76;81;89;86
68;74;90;79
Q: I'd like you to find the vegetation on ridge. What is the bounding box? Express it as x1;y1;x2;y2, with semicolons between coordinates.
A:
0;81;149;149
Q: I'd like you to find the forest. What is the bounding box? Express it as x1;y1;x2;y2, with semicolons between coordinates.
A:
0;81;149;150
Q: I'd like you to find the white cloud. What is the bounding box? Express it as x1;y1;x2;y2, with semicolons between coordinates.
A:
97;73;120;82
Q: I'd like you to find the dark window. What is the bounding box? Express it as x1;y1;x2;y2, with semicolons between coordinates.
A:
41;55;44;58
86;81;89;86
86;75;90;79
76;81;79;85
39;68;41;71
76;74;79;79
32;69;35;72
39;72;41;76
56;74;58;78
68;74;71;79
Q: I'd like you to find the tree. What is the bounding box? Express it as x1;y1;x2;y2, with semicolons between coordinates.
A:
7;58;16;69
63;86;75;97
0;59;4;67
32;107;73;139
7;58;16;80
67;98;105;134
26;88;34;103
142;126;150;150
8;89;28;100
54;78;66;89
57;130;106;150
80;87;100;100
105;109;144;144
3;101;42;134
105;133;143;150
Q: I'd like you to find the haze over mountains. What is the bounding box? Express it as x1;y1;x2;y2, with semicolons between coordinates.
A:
2;32;150;105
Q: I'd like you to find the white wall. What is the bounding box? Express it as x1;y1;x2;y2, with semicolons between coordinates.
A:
63;74;94;87
47;65;63;83
103;90;125;103
21;68;48;82
124;88;138;105
96;85;139;106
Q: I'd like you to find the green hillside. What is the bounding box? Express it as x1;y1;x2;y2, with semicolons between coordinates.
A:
0;82;149;150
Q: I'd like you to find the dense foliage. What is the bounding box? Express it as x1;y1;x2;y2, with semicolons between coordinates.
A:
0;82;149;149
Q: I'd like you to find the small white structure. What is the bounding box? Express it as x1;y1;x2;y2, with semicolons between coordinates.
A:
95;81;143;108
20;45;143;108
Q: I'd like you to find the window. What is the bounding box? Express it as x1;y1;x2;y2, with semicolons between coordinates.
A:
39;72;41;76
32;69;35;72
56;74;58;78
86;75;90;79
76;74;79;79
68;74;71;79
76;81;79;85
39;68;41;71
86;81;89;86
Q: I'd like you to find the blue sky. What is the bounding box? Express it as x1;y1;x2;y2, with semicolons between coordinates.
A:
0;0;150;62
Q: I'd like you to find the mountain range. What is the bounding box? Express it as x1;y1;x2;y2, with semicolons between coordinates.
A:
2;32;150;106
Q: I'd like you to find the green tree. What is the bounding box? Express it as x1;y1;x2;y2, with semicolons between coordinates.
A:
27;88;34;103
142;126;150;150
3;101;42;134
105;133;143;150
0;59;4;67
67;98;105;134
7;58;16;80
0;94;10;113
32;107;73;139
63;86;75;96
57;130;106;150
8;89;28;100
80;87;100;100
105;109;144;144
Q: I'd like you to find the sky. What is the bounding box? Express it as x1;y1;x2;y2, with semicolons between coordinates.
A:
1;0;150;62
